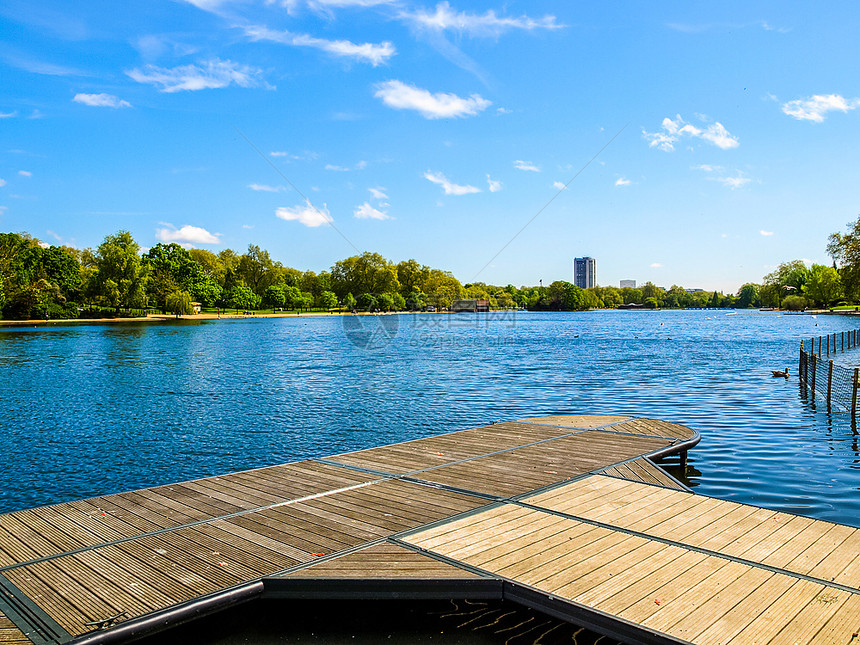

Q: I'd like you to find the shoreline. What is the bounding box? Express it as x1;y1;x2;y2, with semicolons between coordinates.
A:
0;307;842;328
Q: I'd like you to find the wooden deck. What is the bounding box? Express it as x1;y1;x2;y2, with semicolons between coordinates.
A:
2;414;855;644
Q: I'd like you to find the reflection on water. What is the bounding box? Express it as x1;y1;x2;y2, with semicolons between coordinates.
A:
1;310;858;527
135;599;622;645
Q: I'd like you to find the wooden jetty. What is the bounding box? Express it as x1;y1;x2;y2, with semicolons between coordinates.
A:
0;415;858;644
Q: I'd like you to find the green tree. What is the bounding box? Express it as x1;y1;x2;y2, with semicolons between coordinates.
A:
144;243;222;311
263;284;286;311
166;290;193;316
782;294;808;311
804;264;843;307
237;244;277;296
320;290;338;309
225;284;258;312
331;252;401;299
397;259;431;296
736;284;760;308
90;231;147;312
343;292;357;311
827;215;860;301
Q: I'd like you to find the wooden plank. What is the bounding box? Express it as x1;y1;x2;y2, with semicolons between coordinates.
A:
725;578;824;645
762;587;853;645
691;572;802;645
580;548;709;614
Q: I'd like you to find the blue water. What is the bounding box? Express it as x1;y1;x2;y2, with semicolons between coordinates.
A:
1;310;858;528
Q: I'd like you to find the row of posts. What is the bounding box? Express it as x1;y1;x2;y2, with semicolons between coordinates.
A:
800;329;860;416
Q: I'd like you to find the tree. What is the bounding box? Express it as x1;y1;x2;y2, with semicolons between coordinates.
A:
224;284;258;312
320;290;338;309
263;284;286;311
736;284;760;308
397;259;431;296
91;231;147;312
828;215;860;301
166;290;193;316
331;252;401;299
237;244;276;296
144;243;222;311
804;264;843;307
343;293;357;311
782;294;808;311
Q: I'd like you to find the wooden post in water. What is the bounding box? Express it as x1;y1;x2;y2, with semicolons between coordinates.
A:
841;331;844;352
827;360;834;410
819;336;823;358
853;368;859;419
811;355;817;399
800;340;806;387
834;332;838;354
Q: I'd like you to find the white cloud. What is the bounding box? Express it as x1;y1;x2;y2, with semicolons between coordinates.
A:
243;25;395;66
127;58;270;92
354;202;391;220
552;181;566;190
400;1;562;37
242;224;254;229
715;175;751;189
781;94;860;122
325;160;366;171
615;177;631;187
276;202;333;227
0;111;17;119
424;170;480;195
486;175;502;192
156;224;221;244
695;165;752;190
514;160;540;172
73;93;132;108
0;206;7;214
18;170;31;178
369;187;388;200
248;183;284;192
374;80;490;119
643;114;739;151
650;263;663;268
0;179;5;187
760;230;774;236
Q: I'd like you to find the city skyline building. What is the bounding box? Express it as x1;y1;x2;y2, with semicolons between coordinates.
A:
620;279;636;289
573;257;596;289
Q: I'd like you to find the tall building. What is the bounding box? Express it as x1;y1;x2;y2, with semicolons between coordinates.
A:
620;279;636;289
573;257;596;289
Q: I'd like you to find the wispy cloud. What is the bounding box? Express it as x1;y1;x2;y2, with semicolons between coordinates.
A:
243;25;395;66
760;230;774;236
667;20;789;34
400;1;562;37
486;175;502;192
127;58;270;92
0;111;17;119
615;177;631;187
424;170;480;195
552;181;566;190
781;94;860;122
325;160;367;172
276;202;333;227
369;187;388;200
374;80;490;119
650;263;663;268
156;224;221;244
514;160;540;172
248;183;285;192
18;171;31;178
643;114;739;151
73;93;132;108
354;202;391;220
695;164;752;189
0;179;6;187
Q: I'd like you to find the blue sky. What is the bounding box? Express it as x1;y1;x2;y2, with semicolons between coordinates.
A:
2;1;859;293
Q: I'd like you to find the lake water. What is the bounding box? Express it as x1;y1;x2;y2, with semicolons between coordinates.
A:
1;309;859;529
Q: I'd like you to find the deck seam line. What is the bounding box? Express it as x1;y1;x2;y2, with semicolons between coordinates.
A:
317;423;679;482
512;499;860;596
0;573;71;645
0;478;390;575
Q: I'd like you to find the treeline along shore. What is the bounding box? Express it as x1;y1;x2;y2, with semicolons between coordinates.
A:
4;217;860;321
